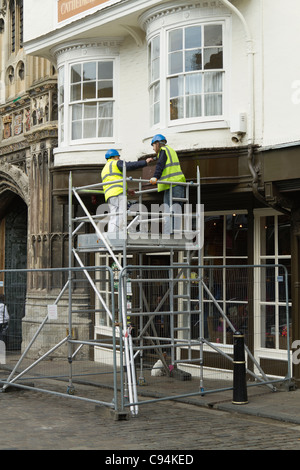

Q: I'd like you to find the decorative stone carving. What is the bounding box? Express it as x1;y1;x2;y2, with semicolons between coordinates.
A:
0;158;29;204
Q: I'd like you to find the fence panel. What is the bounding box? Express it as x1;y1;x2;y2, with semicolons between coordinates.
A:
0;266;120;413
0;264;292;417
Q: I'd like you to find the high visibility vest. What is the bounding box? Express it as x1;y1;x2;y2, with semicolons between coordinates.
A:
101;159;125;201
157;145;186;192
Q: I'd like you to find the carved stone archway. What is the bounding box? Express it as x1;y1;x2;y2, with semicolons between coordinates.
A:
0;159;29;207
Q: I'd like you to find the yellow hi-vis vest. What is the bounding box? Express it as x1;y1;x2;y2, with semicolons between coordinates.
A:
157;145;186;192
101;159;125;201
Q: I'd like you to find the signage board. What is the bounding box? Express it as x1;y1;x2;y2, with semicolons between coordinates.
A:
58;0;113;23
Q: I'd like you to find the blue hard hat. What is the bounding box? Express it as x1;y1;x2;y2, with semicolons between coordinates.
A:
105;149;120;159
151;134;167;145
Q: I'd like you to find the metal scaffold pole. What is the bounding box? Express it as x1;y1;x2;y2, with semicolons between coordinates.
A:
68;172;74;395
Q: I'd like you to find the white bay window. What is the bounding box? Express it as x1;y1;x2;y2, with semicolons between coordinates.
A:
54;40;121;148
148;20;226;129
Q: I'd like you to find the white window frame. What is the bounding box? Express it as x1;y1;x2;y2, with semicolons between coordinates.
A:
148;17;230;132
58;64;65;144
58;55;119;148
253;208;292;362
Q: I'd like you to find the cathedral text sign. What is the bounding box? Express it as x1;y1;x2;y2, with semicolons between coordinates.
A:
58;0;112;23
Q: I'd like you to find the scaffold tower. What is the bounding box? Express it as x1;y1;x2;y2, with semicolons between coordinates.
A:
69;165;203;415
68;164;281;417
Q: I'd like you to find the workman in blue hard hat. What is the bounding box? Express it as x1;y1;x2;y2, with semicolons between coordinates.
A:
149;134;186;235
101;149;153;233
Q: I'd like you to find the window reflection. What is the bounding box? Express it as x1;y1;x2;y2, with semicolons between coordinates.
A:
226;214;248;257
204;215;223;256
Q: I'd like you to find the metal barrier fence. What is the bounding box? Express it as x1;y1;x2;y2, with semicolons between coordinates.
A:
117;263;292;413
0;266;120;413
0;264;292;418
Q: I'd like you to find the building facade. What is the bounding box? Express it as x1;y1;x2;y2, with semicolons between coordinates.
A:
1;0;300;381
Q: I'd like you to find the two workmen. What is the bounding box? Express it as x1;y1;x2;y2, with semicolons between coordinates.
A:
101;134;186;234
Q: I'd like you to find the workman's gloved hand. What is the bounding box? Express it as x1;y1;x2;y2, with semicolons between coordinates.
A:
150;177;157;185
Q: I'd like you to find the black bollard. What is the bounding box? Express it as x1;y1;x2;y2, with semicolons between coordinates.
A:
232;331;248;405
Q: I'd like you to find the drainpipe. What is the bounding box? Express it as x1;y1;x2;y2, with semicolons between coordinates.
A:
219;0;290;214
218;1;254;144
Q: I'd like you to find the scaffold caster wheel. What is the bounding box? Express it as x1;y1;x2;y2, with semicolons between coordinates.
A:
67;386;75;395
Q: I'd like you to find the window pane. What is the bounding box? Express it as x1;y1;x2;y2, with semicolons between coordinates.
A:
72;121;82;140
279;260;291;302
71;64;81;83
278;215;291;255
59;85;64;106
83;81;96;100
58;66;64;105
204;94;222;115
185;26;201;49
169;51;183;74
279;306;291;350
204;72;222;92
153;102;160;125
170;76;184;98
72;103;82;120
84;102;97;119
152;57;160;82
150;82;160;126
98;119;113;137
153;81;160;102
185;73;202;94
261;216;274;256
169;29;183;52
185;49;202;72
98;81;113;98
98;101;113;118
84;120;97;138
204;48;223;69
59;106;64;142
170;97;184;120
204;216;223;256
261;264;276;302
151;36;160;59
186;95;202;118
83;62;96;81
98;61;113;79
261;304;275;348
226;214;248;256
71;83;81;101
204;24;222;46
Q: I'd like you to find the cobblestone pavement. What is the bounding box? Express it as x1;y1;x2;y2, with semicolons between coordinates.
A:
1;382;300;451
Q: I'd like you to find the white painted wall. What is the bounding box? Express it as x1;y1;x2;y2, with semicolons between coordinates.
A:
24;0;300;166
261;0;300;147
24;0;55;43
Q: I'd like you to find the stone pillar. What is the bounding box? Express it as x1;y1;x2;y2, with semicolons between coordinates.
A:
22;130;92;358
